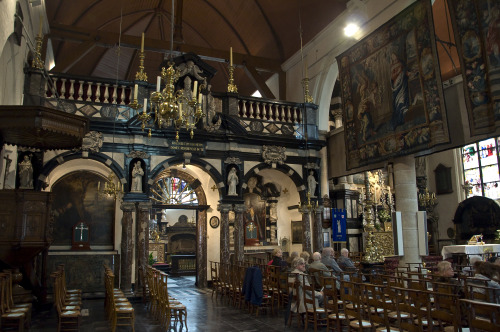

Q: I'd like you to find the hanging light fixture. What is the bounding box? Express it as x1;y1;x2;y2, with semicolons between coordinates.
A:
99;173;123;200
133;0;205;141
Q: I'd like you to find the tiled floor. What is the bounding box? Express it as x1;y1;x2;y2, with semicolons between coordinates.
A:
28;276;306;332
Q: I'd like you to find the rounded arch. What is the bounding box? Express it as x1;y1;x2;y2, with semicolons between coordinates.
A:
314;58;340;133
243;162;307;201
150;155;224;198
453;196;500;243
39;151;126;190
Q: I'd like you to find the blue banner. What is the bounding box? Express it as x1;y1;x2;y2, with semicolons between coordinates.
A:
332;208;347;242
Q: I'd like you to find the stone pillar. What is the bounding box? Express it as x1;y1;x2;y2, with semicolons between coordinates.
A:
136;202;151;290
233;204;246;263
394;156;421;266
313;206;324;253
196;209;207;288
299;208;312;254
218;203;232;263
120;202;135;293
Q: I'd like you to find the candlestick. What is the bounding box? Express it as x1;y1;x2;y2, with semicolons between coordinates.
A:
38;15;43;37
156;76;161;92
134;84;138;100
141;32;145;52
230;47;233;67
192;81;198;99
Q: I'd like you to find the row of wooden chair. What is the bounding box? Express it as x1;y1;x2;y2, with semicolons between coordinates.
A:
0;270;33;332
145;266;187;330
50;265;82;332
103;266;135;332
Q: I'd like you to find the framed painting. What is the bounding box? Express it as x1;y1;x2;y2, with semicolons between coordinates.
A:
52;171;114;246
291;221;302;244
337;0;450;170
447;0;500;136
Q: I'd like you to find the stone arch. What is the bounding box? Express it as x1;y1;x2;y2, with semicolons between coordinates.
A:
243;163;307;201
150;159;220;288
40;151;126;190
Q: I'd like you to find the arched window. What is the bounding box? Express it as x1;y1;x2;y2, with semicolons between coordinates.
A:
150;176;198;205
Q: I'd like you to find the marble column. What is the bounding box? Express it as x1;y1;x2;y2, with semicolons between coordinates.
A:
313;206;324;253
299;207;312;254
233;204;246;263
196;209;207;288
394;156;421;266
136;202;151;290
120;202;135;293
218;203;232;263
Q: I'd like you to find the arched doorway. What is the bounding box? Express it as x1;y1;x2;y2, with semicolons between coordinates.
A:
149;168;210;287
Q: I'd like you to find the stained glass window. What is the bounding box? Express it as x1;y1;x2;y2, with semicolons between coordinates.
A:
149;176;198;205
461;137;500;199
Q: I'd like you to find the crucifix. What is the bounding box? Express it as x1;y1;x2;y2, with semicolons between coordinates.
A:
75;222;87;241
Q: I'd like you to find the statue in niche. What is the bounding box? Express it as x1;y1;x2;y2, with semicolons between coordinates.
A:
131;161;144;193
18;154;33;189
183;76;193;101
308;170;318;197
227;167;239;196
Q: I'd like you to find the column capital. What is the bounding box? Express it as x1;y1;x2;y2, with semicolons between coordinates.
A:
120;202;136;212
217;203;233;213
233;204;247;213
137;202;152;211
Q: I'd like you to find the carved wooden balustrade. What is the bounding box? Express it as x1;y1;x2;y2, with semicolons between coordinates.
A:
28;70;318;140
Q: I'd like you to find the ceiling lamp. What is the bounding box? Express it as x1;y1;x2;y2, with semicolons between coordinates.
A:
344;23;359;37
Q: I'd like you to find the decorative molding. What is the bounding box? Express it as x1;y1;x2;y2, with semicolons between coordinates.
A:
81;131;103;152
127;150;150;159
262;145;286;165
224;157;242;165
305;162;320;170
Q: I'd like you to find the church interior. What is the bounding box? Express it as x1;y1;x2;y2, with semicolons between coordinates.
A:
1;0;500;330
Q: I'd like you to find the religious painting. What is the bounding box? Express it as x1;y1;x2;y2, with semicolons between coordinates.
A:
337;0;449;170
447;0;500;136
291;221;303;244
243;192;266;245
52;171;114;246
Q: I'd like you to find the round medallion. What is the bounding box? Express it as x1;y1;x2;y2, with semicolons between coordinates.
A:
210;216;220;229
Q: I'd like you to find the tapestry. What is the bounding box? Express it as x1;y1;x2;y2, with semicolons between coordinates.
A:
337;0;449;170
52;171;114;246
447;0;500;136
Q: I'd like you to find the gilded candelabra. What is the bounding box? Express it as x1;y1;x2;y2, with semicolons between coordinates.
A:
227;65;238;93
32;35;44;69
302;78;313;103
98;173;123;200
362;172;384;263
135;33;148;82
299;191;317;213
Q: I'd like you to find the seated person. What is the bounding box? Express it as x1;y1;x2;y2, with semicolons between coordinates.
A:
269;248;287;272
309;252;339;289
288;257;323;313
337;248;356;270
287;251;299;269
321;246;350;282
435;260;464;297
472;261;500;303
300;251;311;272
463;255;482;276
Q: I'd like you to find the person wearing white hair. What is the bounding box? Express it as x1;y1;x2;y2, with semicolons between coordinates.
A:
288;257;323;314
337;248;355;270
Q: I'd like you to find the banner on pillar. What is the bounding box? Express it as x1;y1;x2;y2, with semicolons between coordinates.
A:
332;208;346;242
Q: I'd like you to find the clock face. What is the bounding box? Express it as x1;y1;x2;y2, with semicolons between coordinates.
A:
210;216;219;229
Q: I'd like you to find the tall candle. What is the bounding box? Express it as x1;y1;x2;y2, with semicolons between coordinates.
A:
141;32;145;52
143;98;147;113
192;80;198;99
38;15;43;37
156;76;161;92
230;47;233;67
304;59;308;78
98;181;100;191
198;92;203;104
134;84;138;100
179;103;183;117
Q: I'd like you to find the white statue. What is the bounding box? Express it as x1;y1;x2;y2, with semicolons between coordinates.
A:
227;167;238;196
18;155;33;189
131;161;144;193
308;170;318;197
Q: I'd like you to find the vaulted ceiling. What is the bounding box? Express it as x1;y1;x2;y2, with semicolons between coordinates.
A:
45;0;349;98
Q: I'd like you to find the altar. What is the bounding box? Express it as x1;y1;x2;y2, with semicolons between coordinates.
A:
441;244;500;260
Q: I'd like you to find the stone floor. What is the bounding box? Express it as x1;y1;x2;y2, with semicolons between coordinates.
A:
28;275;307;332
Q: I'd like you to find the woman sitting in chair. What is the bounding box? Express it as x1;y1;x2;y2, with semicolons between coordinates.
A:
288;257;323;314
